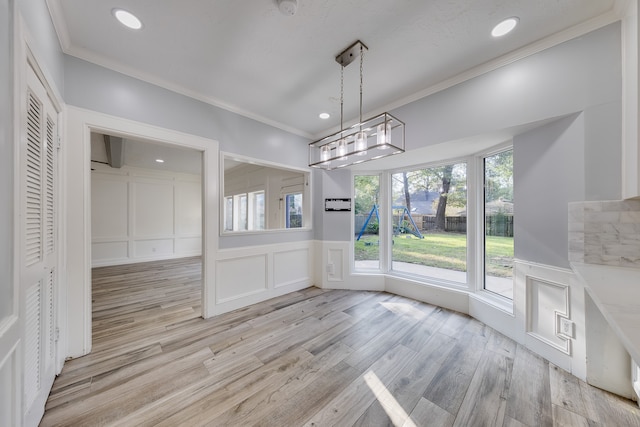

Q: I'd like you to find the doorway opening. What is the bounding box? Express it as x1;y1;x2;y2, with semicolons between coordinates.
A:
89;132;205;340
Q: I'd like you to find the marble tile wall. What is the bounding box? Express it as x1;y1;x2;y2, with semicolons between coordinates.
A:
569;200;640;267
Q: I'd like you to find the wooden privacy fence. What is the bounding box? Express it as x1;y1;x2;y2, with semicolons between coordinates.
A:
422;215;513;237
355;214;513;237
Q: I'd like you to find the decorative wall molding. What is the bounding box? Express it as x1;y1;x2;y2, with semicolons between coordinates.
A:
213;241;315;315
514;260;576;373
525;275;572;355
327;248;344;282
273;248;310;288
91;165;202;267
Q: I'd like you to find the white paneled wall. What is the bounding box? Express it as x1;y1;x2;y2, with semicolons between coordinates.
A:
91;165;201;266
214;241;314;315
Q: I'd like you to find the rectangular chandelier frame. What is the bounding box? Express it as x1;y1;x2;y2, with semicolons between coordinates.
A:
309;112;405;170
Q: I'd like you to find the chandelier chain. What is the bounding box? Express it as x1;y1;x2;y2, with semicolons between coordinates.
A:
359;44;364;128
340;63;344;138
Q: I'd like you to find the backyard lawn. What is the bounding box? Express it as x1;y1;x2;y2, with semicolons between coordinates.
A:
355;232;514;277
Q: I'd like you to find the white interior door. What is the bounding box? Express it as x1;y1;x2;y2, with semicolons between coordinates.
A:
20;62;59;427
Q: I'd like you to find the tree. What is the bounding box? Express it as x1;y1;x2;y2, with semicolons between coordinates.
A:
485;150;513;203
391;163;467;232
354;175;379;214
402;172;411;214
434;164;453;230
400;172;412;228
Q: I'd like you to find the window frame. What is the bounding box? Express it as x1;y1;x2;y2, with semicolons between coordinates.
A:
479;145;514;301
385;157;471;289
350;143;515;312
352;172;384;272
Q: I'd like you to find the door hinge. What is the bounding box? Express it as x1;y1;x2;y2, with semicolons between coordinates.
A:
55;327;60;343
56;135;62;151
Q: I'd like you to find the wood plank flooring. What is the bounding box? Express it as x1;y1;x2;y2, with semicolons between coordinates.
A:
42;257;640;426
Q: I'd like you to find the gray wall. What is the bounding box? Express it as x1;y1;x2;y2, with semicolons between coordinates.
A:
0;0;13;319
319;22;622;267
513;100;621;268
64;57;309;165
584;101;622;201
63;56;314;248
393;22;621;152
514;114;585;268
315;169;353;241
18;0;65;91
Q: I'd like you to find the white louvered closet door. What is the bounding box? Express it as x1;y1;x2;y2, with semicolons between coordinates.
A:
21;63;59;427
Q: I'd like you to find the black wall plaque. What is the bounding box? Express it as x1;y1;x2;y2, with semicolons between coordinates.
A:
325;198;351;211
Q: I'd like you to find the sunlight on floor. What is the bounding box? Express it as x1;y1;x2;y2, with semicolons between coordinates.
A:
380;302;428;321
364;370;415;427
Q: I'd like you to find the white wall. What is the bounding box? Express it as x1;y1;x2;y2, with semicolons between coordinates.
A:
91;165;202;266
215;241;315;315
0;0;17;425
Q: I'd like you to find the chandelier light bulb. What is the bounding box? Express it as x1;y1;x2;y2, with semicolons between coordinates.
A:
354;131;367;155
377;122;391;149
336;138;348;158
320;145;331;162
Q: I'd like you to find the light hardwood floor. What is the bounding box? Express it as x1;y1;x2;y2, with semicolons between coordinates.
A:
42;257;640;426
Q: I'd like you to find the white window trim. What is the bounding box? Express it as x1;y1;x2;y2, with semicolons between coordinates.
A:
351;142;515;313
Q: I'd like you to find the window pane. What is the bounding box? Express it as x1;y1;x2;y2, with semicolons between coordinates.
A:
391;163;467;282
391;163;467;283
285;193;302;228
354;175;380;269
224;196;233;231
484;149;514;299
248;191;265;230
235;194;247;231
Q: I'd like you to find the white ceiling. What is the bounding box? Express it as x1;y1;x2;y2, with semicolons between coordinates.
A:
90;133;202;174
49;0;617;139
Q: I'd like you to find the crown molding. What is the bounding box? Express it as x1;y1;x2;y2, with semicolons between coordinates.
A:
43;0;621;142
65;43;315;139
45;0;71;51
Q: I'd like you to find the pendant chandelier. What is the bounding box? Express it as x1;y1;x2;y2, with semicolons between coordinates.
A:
309;40;405;170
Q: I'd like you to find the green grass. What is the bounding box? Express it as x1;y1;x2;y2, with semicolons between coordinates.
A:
355;232;514;277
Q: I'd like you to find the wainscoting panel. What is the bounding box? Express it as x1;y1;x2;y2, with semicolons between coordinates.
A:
175;237;202;254
273;248;310;288
91;241;128;261
526;276;571;355
132;181;174;237
133;239;174;258
327;248;344;282
91;178;128;237
213;241;314;315
216;254;268;303
514;260;576;373
91;166;202;266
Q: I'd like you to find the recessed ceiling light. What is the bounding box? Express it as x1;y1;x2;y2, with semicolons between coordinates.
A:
155;159;164;163
112;9;143;30
319;113;330;119
492;17;519;37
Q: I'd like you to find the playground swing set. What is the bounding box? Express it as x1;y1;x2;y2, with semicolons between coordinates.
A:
356;204;423;241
